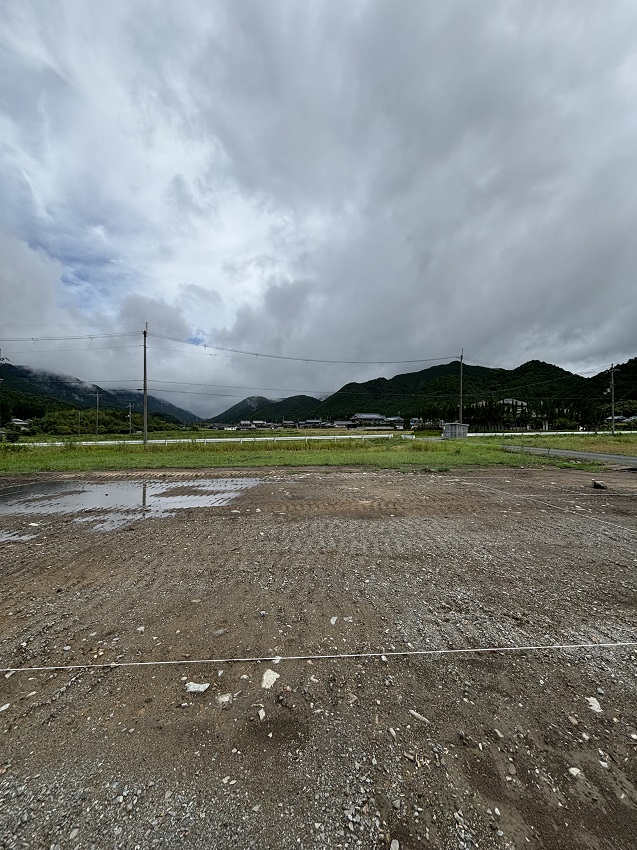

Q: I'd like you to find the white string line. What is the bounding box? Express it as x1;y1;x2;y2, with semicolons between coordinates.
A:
461;480;637;537
469;492;637;498
2;640;635;675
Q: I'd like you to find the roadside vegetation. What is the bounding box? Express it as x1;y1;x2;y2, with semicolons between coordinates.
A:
0;435;603;475
493;431;637;456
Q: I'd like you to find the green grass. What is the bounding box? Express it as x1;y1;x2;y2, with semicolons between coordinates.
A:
489;432;637;456
0;436;603;475
21;429;197;443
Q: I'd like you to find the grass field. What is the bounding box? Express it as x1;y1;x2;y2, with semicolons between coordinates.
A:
0;435;603;475
494;432;637;455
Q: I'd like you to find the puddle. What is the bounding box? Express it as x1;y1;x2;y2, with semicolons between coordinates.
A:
0;478;260;532
0;531;37;543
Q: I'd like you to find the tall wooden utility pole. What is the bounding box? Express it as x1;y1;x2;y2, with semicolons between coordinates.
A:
95;389;100;437
143;323;148;446
0;349;8;425
459;349;464;424
611;363;615;436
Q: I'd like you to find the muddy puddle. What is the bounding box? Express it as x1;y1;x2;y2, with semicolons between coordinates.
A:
0;478;260;532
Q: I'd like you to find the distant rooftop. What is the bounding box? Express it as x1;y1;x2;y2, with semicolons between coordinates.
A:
353;413;385;420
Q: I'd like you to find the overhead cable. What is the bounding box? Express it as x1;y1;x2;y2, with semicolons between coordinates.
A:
0;332;139;342
150;333;457;365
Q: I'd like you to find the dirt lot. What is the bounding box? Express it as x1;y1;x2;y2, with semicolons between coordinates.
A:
1;466;636;850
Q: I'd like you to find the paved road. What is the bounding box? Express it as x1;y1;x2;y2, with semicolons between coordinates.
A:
505;445;637;466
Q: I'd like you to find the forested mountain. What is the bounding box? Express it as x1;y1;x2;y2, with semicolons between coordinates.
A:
230;394;319;423
2;357;636;432
209;357;637;429
208;396;272;423
108;389;199;423
0;363;198;425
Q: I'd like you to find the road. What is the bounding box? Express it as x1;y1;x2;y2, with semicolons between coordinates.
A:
505;444;637;466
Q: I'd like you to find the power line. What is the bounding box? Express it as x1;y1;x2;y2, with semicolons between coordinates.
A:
150;333;458;365
0;332;139;342
0;345;142;354
464;355;600;379
0;375;623;403
0;322;137;330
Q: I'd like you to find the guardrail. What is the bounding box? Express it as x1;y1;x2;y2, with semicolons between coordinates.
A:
24;433;397;448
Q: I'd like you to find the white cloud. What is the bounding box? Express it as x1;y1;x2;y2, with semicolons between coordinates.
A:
1;0;636;416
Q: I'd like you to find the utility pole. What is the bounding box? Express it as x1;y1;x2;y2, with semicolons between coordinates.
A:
95;389;100;437
143;323;148;446
0;348;8;426
128;402;132;435
459;349;464;424
77;410;80;436
611;363;615;436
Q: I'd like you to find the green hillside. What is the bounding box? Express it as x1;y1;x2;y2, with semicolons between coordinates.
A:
0;363;199;426
241;395;320;422
209;396;272;423
209;358;637;429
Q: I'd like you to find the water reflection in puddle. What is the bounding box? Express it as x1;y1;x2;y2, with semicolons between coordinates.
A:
0;478;260;532
0;531;37;543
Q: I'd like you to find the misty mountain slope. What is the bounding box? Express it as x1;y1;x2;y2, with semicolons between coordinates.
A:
0;363;198;423
108;390;199;423
238;395;320;422
209;396;272;423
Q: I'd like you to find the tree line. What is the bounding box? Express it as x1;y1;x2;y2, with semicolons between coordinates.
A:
18;408;183;436
417;397;637;431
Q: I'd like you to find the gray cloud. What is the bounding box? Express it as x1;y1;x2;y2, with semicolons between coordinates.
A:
1;0;636;416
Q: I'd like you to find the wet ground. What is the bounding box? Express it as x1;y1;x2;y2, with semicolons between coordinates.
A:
0;466;636;850
0;477;260;534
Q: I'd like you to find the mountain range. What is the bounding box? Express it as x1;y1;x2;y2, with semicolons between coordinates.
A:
2;357;636;429
210;358;637;424
0;363;199;424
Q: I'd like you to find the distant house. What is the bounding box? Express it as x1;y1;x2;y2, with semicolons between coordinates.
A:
498;398;528;412
476;398;528;411
351;413;387;427
384;416;404;429
238;420;255;430
299;419;323;428
8;418;31;430
333;419;354;428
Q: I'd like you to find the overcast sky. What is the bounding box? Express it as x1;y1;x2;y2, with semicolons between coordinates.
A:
1;1;636;417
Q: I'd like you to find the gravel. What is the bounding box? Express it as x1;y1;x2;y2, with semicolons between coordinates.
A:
1;466;636;849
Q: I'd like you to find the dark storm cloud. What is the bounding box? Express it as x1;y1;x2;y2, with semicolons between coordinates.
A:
1;1;636;415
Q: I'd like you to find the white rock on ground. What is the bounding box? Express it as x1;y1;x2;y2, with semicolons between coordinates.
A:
261;669;280;689
185;682;210;693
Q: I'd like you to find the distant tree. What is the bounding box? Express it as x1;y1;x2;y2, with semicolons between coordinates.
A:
4;425;20;443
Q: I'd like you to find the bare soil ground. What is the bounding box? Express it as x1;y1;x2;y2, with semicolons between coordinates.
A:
1;466;636;850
